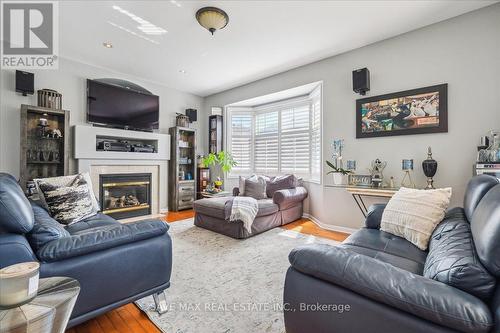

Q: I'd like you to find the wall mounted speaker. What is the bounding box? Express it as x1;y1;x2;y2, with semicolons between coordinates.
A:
185;108;197;122
353;68;370;95
16;70;34;96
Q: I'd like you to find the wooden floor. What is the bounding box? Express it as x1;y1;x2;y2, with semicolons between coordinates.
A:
68;210;349;333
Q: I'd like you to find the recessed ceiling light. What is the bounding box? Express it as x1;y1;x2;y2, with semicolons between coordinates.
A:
179;70;187;74
103;42;113;48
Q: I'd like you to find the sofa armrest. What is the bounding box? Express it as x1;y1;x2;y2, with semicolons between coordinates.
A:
0;233;38;268
233;187;240;196
273;187;308;210
37;219;169;263
289;244;493;333
365;204;386;229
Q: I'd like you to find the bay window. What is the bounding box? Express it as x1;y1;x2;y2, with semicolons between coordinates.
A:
226;85;321;182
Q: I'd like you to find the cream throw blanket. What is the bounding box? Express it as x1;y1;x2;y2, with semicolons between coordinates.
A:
230;196;259;233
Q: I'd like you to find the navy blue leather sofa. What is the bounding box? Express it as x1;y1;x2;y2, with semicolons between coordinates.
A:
0;173;172;328
284;175;500;333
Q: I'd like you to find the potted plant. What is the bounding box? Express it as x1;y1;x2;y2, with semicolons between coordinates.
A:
326;161;352;185
200;151;237;190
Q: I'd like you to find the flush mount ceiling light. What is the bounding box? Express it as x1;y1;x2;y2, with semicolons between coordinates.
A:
196;7;229;35
103;42;113;48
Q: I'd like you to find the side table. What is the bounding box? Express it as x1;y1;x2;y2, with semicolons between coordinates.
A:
199;191;231;199
0;277;80;333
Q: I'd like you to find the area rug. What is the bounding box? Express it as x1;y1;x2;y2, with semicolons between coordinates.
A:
135;218;339;333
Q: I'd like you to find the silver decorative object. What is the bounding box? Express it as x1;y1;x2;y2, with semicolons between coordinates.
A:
369;158;387;188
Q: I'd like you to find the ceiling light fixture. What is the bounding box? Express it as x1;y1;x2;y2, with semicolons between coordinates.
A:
196;7;229;35
103;42;113;48
179;69;187;74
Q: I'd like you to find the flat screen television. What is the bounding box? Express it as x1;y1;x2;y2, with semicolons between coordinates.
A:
87;79;159;131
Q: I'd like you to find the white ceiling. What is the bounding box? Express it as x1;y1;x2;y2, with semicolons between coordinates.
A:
59;1;496;97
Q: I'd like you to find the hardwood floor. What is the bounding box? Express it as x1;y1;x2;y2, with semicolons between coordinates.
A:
68;211;348;333
282;218;350;242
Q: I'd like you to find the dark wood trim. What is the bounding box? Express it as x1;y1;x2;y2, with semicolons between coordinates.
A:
356;84;448;139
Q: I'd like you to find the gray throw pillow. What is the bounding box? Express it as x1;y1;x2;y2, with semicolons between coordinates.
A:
266;174;298;197
37;174;97;225
244;176;267;200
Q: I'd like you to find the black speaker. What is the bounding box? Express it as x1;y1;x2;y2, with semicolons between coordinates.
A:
185;108;197;122
353;68;370;95
16;70;34;96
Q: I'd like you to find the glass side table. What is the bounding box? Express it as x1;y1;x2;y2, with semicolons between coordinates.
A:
0;277;80;333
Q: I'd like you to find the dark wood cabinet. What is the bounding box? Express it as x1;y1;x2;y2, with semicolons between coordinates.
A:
209;115;223;154
197;167;210;199
20;104;70;192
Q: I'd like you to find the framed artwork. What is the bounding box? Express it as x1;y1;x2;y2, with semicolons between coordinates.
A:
356;84;448;138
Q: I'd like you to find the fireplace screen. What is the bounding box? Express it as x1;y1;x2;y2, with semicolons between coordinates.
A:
99;173;152;219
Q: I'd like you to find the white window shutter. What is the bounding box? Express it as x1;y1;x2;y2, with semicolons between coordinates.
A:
229;113;253;174
280;105;311;176
255;111;279;174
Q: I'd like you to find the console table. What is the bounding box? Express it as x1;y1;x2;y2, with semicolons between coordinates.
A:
325;185;398;218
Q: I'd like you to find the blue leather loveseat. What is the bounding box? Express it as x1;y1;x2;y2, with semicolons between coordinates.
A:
284;175;500;333
0;173;172;328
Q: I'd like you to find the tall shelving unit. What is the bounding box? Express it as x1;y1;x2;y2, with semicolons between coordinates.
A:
168;126;196;211
20;104;70;192
209;115;223;153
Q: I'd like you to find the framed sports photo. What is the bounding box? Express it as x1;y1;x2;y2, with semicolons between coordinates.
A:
356;84;448;138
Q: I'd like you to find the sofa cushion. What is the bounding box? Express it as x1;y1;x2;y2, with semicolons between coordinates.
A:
65;213;118;235
194;197;279;220
27;201;70;250
424;207;496;301
342;228;427;274
37;219;169;262
266;174;297;198
194;197;233;219
381;187;452;250
464;174;499;222
0;173;34;234
36;174;97;225
471;183;500;276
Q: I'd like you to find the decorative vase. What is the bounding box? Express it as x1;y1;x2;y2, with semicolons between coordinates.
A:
422;147;438;189
332;173;348;185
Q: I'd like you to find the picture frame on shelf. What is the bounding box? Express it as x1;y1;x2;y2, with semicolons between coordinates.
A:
356;84;448;138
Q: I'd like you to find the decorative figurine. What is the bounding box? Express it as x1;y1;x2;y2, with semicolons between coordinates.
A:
422;147;438;189
401;159;416;188
369;158;387;188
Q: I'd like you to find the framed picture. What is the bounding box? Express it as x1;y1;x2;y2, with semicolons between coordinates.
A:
356;84;448;138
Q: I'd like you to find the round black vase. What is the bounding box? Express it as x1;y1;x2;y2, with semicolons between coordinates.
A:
422;158;437;189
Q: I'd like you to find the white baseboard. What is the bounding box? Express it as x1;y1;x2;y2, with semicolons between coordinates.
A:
302;213;358;235
160;207;169;214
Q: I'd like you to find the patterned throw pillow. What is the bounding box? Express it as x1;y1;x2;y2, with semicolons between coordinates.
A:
33;172;100;212
37;174;97;225
380;187;452;250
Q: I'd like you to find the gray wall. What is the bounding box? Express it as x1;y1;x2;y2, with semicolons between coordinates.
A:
0;57;204;209
203;4;500;230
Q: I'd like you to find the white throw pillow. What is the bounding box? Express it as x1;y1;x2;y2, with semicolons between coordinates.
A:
380;187;452;250
34;172;100;212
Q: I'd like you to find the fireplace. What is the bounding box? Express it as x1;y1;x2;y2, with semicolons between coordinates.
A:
99;173;152;219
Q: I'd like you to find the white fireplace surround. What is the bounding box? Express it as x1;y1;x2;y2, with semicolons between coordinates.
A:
73;125;170;214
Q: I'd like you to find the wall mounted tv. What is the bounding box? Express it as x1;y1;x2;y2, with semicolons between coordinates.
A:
87;79;159;132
